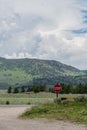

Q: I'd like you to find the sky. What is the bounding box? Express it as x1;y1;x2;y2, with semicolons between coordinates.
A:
0;0;87;70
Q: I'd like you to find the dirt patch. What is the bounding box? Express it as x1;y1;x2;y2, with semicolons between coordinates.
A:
0;105;87;130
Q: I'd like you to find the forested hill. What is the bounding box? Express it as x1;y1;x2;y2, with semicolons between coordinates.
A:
0;57;87;88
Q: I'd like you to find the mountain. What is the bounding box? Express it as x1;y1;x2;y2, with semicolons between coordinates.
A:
82;70;87;74
0;57;87;89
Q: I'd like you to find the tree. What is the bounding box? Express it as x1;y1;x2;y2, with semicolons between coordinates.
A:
13;87;19;93
84;84;87;94
60;83;74;94
75;83;84;94
49;88;54;93
21;86;25;93
65;84;73;94
7;86;12;93
33;86;40;93
39;85;46;92
26;86;31;92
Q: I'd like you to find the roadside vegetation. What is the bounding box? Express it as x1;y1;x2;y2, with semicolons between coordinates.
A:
21;100;87;125
0;88;87;125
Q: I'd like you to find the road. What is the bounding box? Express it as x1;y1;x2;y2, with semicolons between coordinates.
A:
0;105;87;130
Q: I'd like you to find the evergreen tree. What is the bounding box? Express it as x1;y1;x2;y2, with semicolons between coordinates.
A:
84;84;87;94
76;83;84;94
7;86;12;93
21;86;25;93
13;87;19;93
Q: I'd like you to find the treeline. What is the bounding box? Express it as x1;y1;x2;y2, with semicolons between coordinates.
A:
7;83;87;94
49;83;87;94
7;85;46;93
61;83;87;94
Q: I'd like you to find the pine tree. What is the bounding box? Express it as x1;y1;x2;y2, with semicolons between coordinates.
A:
7;86;12;93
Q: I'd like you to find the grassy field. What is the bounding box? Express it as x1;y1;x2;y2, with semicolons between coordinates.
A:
0;91;87;125
0;92;55;105
21;102;87;125
0;91;87;105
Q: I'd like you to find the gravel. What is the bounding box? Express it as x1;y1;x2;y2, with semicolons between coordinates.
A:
0;105;87;130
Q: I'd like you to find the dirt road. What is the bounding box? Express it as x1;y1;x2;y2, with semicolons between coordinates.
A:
0;105;87;130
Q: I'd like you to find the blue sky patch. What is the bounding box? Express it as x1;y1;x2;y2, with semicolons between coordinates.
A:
72;28;87;34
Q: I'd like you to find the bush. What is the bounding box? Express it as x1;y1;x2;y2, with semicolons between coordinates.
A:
27;102;31;105
54;98;61;104
6;101;10;105
61;100;68;105
74;96;87;102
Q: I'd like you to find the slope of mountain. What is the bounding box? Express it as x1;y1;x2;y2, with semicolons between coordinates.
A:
82;70;87;74
0;57;87;88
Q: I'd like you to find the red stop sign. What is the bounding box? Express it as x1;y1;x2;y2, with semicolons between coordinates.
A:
54;83;62;93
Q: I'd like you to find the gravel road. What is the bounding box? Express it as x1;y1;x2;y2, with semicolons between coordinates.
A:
0;105;87;130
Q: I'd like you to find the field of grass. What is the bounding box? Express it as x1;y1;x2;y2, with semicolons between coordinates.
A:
0;92;55;105
0;92;87;105
21;102;87;125
0;91;87;125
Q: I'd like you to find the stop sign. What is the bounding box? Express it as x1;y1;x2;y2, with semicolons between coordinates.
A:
54;83;62;93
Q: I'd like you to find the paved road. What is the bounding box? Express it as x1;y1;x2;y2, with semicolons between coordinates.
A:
0;105;87;130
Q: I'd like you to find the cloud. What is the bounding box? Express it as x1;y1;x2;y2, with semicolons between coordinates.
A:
0;0;87;69
4;52;36;59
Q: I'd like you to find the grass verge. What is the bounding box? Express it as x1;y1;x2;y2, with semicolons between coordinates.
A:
20;102;87;125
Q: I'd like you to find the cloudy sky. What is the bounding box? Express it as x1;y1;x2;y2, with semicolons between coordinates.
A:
0;0;87;69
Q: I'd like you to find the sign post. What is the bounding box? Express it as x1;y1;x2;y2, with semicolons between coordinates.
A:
53;83;62;98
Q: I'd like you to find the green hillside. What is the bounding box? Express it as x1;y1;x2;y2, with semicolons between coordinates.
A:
0;57;87;88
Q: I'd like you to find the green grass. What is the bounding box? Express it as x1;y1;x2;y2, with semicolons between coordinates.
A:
0;92;55;105
0;92;87;105
21;102;87;125
0;69;31;85
0;91;87;125
0;97;53;105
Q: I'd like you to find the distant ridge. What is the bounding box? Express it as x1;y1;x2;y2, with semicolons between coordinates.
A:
0;57;87;88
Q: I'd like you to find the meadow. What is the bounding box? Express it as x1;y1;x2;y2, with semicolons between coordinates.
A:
21;102;87;125
0;91;87;105
0;92;55;105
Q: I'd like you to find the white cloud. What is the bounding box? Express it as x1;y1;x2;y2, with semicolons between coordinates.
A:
0;0;87;69
4;52;36;59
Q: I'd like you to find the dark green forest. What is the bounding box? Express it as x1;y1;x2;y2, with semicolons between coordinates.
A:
8;83;87;94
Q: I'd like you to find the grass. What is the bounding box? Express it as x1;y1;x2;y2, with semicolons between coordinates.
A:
0;97;53;105
21;102;87;125
0;69;31;85
0;92;87;105
0;92;55;105
0;91;87;125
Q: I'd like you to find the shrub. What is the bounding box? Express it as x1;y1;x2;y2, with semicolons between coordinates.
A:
27;102;31;105
54;98;61;104
61;100;68;105
6;101;10;105
74;96;87;102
